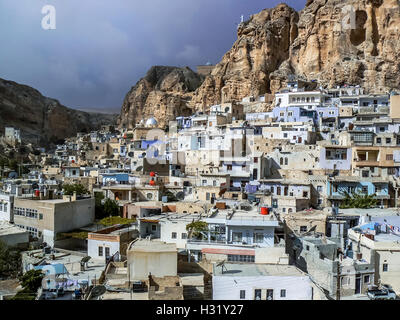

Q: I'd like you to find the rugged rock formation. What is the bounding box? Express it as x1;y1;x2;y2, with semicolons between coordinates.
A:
118;66;204;129
0;78;117;146
119;0;400;126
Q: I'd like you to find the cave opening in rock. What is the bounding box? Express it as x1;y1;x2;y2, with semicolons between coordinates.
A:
350;10;368;46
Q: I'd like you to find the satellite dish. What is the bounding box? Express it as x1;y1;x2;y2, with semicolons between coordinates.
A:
176;192;185;200
216;260;228;274
136;166;143;172
81;256;91;264
91;285;106;298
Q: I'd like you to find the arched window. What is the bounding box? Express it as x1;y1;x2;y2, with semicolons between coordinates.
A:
285;158;288;165
280;158;283;165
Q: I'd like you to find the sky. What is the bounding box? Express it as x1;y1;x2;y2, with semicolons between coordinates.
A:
0;0;306;113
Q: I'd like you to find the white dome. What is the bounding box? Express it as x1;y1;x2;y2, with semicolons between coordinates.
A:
145;117;158;127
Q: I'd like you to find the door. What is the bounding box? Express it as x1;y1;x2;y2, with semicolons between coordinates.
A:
253;168;258;180
254;289;262;300
355;276;361;294
266;289;274;300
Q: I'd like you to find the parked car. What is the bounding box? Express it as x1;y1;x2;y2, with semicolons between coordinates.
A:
367;286;396;300
57;287;65;296
45;288;58;299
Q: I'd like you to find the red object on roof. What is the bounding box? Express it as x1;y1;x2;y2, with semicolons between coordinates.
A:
150;171;156;177
71;160;75;163
149;180;156;186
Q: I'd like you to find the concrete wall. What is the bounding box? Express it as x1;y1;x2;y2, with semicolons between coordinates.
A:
213;275;313;300
88;238;120;262
390;95;400;119
255;247;289;264
160;220;189;249
0;230;29;247
128;251;177;281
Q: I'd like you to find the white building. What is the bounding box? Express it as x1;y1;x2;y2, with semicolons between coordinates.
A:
0;193;14;222
212;263;314;300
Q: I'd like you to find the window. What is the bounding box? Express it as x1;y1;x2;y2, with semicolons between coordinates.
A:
98;246;103;257
280;289;286;298
383;264;388;272
240;290;246;299
227;165;232;170
303;191;308;198
377;138;382;143
254;289;262;300
300;226;307;232
151;224;157;231
228;255;254;263
181;233;187;239
147;193;153;200
306;245;310;251
388;167;396;174
171;232;177;239
341;276;350;286
39;214;43;220
105;247;110;257
232;232;243;242
317;186;323;192
364;275;370;284
386;154;393;161
386;138;391;144
253;233;264;244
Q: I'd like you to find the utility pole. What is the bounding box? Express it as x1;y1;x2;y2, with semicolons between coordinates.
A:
336;261;341;300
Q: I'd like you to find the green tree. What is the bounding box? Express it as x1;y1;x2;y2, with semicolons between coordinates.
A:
94;192;105;219
11;269;44;300
63;183;88;196
339;191;378;209
103;198;120;217
0;241;22;278
8;159;18;172
186;221;208;240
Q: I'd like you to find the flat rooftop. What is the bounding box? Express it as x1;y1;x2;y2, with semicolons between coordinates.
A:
128;239;177;253
213;263;306;277
0;221;27;236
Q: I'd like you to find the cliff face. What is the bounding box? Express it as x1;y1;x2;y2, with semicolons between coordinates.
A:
0;78;117;146
117;66;204;129
119;0;400;127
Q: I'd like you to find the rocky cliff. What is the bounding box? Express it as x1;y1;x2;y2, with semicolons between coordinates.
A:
119;0;400;127
0;78;117;146
118;66;204;129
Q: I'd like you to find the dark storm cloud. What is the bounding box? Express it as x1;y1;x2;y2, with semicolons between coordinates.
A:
0;0;305;112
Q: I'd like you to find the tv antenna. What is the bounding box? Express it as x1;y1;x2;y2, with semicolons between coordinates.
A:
216;260;228;274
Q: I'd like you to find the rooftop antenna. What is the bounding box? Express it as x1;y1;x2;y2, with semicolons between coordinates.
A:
241;15;244;23
216;260;228;274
